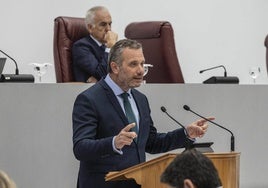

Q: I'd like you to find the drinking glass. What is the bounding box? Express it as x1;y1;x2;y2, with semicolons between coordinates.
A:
249;67;261;84
29;63;52;83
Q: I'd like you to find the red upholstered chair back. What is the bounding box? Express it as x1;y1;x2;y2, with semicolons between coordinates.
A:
265;35;268;74
53;16;88;82
125;21;184;83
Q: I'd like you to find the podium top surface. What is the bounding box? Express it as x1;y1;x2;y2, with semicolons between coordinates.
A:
105;152;240;181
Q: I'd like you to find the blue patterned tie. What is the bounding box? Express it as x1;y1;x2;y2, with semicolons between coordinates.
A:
120;92;138;140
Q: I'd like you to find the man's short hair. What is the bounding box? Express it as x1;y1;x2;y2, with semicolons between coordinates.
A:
160;149;222;188
85;6;108;27
107;39;142;73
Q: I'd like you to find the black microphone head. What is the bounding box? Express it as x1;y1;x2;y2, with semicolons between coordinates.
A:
183;105;190;111
160;106;167;112
199;70;203;74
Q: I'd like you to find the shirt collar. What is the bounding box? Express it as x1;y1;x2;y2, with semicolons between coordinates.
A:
90;35;110;52
90;35;103;47
104;74;131;96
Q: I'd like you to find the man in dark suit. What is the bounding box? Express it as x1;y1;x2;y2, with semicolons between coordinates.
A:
72;39;214;188
72;6;118;83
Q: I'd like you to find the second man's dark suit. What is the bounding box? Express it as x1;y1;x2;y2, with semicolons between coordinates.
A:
72;79;191;188
72;36;108;82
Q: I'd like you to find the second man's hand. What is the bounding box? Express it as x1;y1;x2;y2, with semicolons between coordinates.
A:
105;31;118;48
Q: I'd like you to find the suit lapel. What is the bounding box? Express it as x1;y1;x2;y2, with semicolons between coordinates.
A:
87;36;107;62
131;89;146;142
99;80;128;125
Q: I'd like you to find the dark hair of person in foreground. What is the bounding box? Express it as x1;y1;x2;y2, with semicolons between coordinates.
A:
160;149;222;188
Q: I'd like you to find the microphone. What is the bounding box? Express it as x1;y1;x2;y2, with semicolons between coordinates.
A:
199;65;239;84
0;49;34;82
183;105;235;152
160;106;192;149
199;65;227;77
161;106;214;152
0;49;19;75
161;106;187;131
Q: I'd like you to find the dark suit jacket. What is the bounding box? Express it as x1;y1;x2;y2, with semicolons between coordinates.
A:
72;36;108;82
72;79;190;188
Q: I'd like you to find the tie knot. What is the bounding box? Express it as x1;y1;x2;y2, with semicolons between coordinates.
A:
100;44;106;52
120;92;129;101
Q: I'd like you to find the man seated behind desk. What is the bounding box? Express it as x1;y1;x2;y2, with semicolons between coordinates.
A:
72;6;118;83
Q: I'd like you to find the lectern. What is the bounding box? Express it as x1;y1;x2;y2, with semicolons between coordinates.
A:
106;152;240;188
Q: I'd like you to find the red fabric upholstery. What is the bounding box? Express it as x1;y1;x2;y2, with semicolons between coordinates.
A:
125;21;184;83
265;35;268;74
53;16;88;82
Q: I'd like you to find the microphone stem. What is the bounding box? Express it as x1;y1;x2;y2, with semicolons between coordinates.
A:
190;109;235;152
200;65;227;77
164;112;186;130
0;49;19;75
164;111;192;149
200;65;222;72
231;135;235;152
189;109;233;137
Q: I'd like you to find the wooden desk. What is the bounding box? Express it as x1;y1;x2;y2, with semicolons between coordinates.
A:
106;152;240;188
